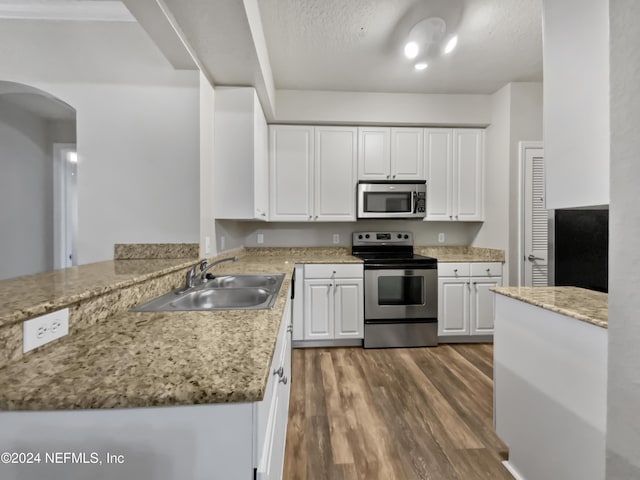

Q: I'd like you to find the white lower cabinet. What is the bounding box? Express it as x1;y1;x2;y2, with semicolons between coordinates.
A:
438;262;502;338
256;295;292;480
301;264;364;342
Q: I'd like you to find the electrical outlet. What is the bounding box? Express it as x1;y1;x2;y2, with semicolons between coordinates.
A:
23;308;69;353
332;234;340;244
205;236;211;254
257;233;264;244
438;233;446;243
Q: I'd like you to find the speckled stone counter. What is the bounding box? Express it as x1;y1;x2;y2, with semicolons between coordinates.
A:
0;258;197;328
491;286;608;328
415;246;505;262
0;248;360;410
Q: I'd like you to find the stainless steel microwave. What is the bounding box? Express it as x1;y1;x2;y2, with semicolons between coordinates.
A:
357;181;426;219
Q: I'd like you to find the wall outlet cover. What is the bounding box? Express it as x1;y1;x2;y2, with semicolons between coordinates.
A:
23;308;69;353
332;234;340;244
205;236;211;254
438;233;446;243
257;233;264;244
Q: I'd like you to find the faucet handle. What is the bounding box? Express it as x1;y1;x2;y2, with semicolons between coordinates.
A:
198;259;208;272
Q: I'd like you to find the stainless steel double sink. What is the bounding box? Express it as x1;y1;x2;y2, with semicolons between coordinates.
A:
130;274;285;312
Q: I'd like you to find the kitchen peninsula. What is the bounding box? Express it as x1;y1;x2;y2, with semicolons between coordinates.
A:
492;286;608;480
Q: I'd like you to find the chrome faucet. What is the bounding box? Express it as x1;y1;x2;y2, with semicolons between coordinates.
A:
177;259;208;293
199;256;238;281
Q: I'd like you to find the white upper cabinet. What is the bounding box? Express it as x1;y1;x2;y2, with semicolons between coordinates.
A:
425;128;484;222
391;128;424;180
358;127;424;180
314;127;357;221
269;125;314;221
454;129;484;221
358;127;391;180
269;125;356;222
214;88;269;220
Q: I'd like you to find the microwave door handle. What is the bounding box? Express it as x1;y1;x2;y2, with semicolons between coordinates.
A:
412;191;418;213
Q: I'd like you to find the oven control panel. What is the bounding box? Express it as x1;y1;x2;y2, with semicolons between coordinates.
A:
353;231;413;246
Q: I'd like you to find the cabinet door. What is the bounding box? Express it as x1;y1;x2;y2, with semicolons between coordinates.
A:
315;127;357;221
304;279;333;340
470;277;502;335
454;129;484;221
269;126;314;221
253;94;269;220
358;127;391;180
437;277;470;336
391;128;424;180
425;129;454;221
334;278;364;339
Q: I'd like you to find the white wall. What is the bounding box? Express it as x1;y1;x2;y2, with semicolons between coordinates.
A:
233;220;480;248
0;20;200;265
0;97;53;279
473;84;511;284
275;90;492;126
607;1;640;477
542;0;609;209
200;73;217;258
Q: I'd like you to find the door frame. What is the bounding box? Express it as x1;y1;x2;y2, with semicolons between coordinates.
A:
517;141;544;286
53;143;77;269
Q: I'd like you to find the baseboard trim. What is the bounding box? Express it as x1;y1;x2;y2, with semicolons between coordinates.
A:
438;335;493;343
292;339;363;348
502;461;526;480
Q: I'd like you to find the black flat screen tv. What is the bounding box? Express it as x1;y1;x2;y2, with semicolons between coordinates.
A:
554;209;608;293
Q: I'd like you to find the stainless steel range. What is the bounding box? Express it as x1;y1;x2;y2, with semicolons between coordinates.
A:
352;231;438;348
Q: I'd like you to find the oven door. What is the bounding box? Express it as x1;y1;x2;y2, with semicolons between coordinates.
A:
364;268;437;320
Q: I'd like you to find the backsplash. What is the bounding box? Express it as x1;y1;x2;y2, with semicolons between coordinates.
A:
114;243;200;259
217;219;482;249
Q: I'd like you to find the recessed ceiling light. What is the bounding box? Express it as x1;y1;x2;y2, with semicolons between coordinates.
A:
404;42;419;59
443;35;458;54
414;63;428;71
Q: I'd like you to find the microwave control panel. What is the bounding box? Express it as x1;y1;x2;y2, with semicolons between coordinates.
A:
415;192;426;213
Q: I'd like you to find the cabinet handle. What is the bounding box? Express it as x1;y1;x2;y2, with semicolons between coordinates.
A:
315;215;318;219
308;215;312;220
260;212;266;217
279;376;288;385
387;175;390;179
392;174;396;179
454;269;458;273
486;268;491;273
449;215;453;219
332;270;336;275
287;325;293;333
273;366;284;378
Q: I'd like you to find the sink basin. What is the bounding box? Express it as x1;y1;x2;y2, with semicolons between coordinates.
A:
130;274;285;312
171;287;272;310
205;275;281;289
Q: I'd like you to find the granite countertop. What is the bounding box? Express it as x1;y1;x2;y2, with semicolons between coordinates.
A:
0;248;360;411
491;286;608;329
0;258;197;328
0;245;503;411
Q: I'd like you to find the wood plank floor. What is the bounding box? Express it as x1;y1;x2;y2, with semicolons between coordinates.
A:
283;344;512;480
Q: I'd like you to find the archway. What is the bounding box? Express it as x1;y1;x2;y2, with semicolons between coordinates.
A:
0;81;77;280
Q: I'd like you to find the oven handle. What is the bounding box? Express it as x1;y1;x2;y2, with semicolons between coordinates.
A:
363;264;437;271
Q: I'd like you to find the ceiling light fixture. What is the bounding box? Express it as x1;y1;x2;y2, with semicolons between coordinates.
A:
443;35;458;54
414;63;428;71
404;41;419;59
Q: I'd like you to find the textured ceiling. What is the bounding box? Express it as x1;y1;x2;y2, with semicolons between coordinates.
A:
258;0;543;94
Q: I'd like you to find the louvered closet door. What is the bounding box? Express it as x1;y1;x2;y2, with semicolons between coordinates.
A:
524;145;548;286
